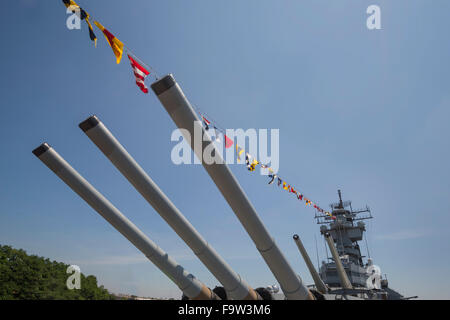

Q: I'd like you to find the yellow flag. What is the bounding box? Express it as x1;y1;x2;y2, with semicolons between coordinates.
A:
236;145;244;162
94;21;124;64
248;159;259;172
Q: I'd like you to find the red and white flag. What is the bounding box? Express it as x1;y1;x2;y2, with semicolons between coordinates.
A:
128;54;150;93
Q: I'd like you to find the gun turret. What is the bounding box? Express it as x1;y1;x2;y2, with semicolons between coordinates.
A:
293;234;328;294
78;116;260;300
151;74;313;300
32;143;219;300
324;233;353;290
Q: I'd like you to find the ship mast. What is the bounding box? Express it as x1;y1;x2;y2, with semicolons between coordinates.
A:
316;190;373;288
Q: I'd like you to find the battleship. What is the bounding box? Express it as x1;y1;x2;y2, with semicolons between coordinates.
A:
293;190;416;300
32;74;413;300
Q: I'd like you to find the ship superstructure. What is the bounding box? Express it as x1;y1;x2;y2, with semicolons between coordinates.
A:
305;190;409;299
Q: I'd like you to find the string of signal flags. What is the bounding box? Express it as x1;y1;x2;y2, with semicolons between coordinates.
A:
60;0;335;220
194;109;335;219
62;0;158;92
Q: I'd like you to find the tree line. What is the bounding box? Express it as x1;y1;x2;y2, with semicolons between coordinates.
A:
0;244;115;300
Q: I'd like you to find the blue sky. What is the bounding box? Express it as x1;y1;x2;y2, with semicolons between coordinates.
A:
1;0;449;299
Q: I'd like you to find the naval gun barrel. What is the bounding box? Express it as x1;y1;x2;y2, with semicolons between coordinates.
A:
151;74;313;300
78;116;260;300
32;143;219;300
324;233;353;290
293;234;327;294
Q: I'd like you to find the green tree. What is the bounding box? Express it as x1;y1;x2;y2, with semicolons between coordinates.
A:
0;244;115;300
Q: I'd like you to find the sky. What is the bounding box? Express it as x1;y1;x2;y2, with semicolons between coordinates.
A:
0;0;449;299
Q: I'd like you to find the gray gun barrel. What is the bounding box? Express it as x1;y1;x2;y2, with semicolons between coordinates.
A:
293;234;327;294
78;115;260;300
151;74;313;300
324;233;353;290
32;143;219;300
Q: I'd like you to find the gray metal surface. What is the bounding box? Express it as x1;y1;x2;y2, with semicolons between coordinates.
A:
293;234;327;294
315;191;409;299
32;143;217;300
151;74;312;300
324;233;353;290
79;116;258;300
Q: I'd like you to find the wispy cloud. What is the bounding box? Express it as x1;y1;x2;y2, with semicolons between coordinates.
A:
375;229;431;241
